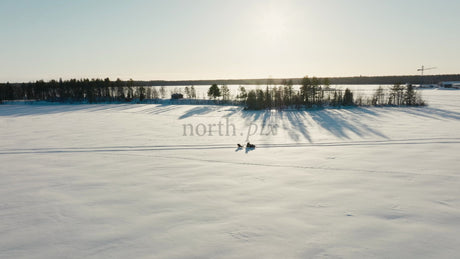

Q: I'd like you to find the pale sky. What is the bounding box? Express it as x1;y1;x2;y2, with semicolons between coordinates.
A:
1;0;459;82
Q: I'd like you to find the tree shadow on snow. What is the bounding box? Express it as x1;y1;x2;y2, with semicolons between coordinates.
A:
0;104;134;117
239;107;389;142
394;106;460;121
284;111;312;142
308;108;388;139
178;106;220;120
239;105;460;143
0;103;203;117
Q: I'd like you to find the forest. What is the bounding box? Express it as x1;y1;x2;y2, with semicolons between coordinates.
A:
207;77;424;110
0;76;425;109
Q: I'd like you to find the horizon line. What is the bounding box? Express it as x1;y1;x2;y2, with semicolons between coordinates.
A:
3;73;460;84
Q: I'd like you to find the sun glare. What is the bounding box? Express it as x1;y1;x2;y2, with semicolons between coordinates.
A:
256;5;288;42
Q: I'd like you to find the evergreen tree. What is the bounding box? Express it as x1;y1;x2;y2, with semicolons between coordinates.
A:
237;86;247;101
207;84;221;99
115;78;124;101
311;77;320;104
139;86;146;101
273;86;283;109
332;91;338;106
159;86;166;98
293;92;303;109
152;87;159;99
372;86;385;105
337;90;343;106
343;88;354;106
283;80;294;107
256;89;264;109
146;87;152;100
86;81;95;103
221;85;230;101
246;90;257;109
300;76;311;105
126;79;134;101
404;84;416;105
190;85;197;99
264;86;272;109
184;86;191;98
0;83;5;103
389;84;404;105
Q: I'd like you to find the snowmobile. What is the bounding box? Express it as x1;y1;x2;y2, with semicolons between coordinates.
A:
237;142;256;149
246;142;256;148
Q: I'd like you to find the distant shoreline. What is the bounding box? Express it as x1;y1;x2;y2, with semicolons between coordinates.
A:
134;74;460;86
3;74;460;86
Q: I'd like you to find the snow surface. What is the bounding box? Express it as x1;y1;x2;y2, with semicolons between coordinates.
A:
1;89;460;258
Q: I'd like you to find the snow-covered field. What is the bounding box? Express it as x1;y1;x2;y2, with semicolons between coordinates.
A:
1;89;460;258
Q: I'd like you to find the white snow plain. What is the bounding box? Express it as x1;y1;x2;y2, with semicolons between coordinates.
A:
1;89;460;258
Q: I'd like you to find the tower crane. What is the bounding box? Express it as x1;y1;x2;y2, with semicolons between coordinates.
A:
417;65;436;76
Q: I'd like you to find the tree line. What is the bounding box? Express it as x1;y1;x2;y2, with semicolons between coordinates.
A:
1;76;425;109
206;77;425;110
3;74;459;91
0;78;198;103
